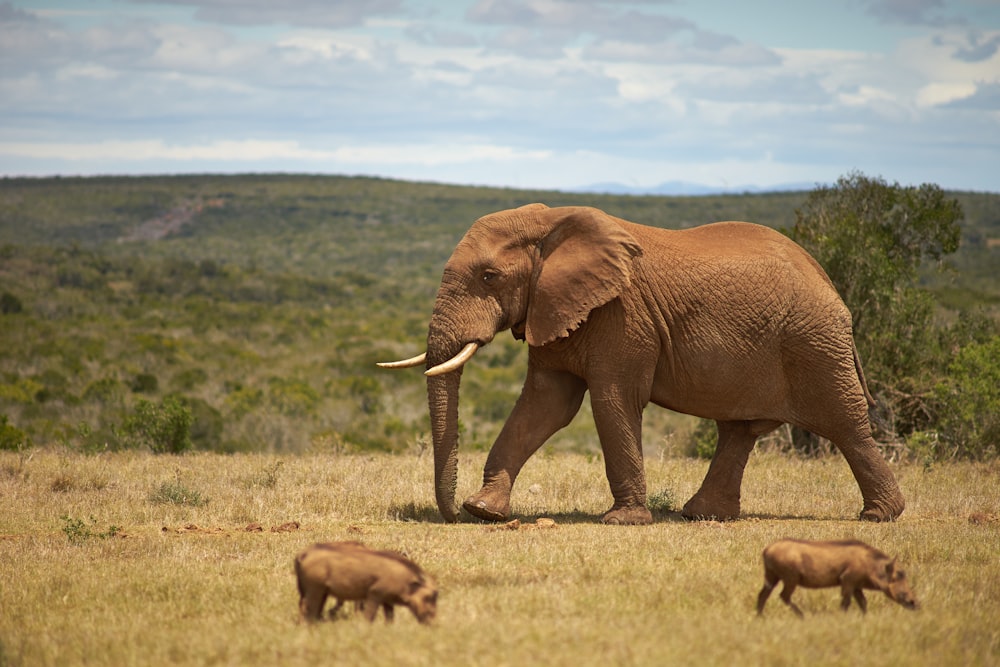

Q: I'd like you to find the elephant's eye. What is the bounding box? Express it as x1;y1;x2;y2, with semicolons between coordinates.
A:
482;270;500;284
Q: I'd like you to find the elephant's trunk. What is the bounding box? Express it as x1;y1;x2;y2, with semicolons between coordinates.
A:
427;367;462;522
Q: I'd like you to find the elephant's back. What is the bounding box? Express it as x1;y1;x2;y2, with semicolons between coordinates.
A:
646;220;839;292
662;220;800;255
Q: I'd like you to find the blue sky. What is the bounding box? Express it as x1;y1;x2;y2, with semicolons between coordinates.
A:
1;0;998;192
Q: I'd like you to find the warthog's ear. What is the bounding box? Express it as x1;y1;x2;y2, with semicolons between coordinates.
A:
876;558;899;584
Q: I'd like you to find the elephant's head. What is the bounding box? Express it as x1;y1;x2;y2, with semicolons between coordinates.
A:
379;203;642;521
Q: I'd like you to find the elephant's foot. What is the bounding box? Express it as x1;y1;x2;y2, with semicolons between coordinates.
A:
681;493;740;521
462;489;511;522
601;505;653;525
859;493;905;522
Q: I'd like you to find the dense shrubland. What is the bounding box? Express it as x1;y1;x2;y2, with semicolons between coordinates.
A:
0;174;997;460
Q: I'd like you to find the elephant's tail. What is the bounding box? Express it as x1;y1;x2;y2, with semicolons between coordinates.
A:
853;342;876;409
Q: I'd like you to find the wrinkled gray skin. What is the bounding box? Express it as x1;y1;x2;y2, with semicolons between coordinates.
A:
756;538;918;616
295;542;438;624
393;203;904;525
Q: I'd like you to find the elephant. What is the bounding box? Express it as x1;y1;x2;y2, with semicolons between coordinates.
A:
379;203;905;525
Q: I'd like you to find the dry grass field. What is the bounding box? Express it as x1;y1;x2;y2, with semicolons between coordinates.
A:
1;449;998;666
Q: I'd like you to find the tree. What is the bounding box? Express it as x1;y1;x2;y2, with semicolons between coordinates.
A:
787;173;963;443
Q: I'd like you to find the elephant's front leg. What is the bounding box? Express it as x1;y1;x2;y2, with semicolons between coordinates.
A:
463;368;586;522
591;386;653;525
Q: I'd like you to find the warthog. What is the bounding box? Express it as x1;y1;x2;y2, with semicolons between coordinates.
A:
756;538;918;617
295;541;438;624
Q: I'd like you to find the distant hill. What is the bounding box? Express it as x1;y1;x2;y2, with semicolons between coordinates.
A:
0;173;996;456
574;180;824;197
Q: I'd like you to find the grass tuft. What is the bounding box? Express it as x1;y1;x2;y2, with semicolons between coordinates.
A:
148;477;209;507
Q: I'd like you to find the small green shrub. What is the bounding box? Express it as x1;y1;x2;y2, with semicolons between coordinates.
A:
83;377;125;405
691;420;718;459
172;367;207;390
346;376;381;415
61;421;114;455
148;478;208;506
180;396;223;450
122;395;193;454
0;415;29;451
0;378;45;405
906;430;944;469
269;377;320;417
130;373;159;393
224;385;263;417
60;515;121;545
648;488;678;516
242;460;283;489
0;291;23;314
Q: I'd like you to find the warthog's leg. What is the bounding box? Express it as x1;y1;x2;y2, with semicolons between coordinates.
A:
756;570;780;615
327;598;351;620
300;588;328;622
852;589;868;613
361;597;380;622
779;580;805;618
756;582;774;615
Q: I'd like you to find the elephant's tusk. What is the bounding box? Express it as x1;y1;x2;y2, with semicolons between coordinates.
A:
376;353;427;369
425;342;479;376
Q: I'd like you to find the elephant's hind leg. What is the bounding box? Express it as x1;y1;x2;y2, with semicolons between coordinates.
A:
810;410;904;521
683;420;778;521
838;433;905;521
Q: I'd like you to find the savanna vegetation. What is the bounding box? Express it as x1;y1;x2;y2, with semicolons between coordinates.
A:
2;450;999;666
2;174;999;666
0;173;997;460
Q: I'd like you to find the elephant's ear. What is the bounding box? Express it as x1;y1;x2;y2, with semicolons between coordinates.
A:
526;207;643;346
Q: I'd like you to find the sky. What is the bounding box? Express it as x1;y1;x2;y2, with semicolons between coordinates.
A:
1;0;999;193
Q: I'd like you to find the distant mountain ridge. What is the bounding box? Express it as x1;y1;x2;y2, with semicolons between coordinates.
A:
573;180;824;196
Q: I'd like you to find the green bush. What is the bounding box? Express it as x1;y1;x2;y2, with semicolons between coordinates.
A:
130;373;159;393
472;387;517;421
268;377;320;416
172;367;207;390
183;396;224;449
0;415;29;451
691;420;718;459
83;377;125;405
224;385;263;417
789;173;962;383
346;376;381;416
122;395;193;454
0;379;44;404
0;291;23;314
933;336;1000;459
60;421;115;455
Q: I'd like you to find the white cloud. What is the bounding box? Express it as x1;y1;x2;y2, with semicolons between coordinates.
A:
0;139;330;162
0;139;551;167
55;63;119;81
916;81;978;107
0;1;997;191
